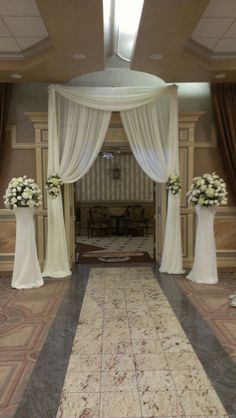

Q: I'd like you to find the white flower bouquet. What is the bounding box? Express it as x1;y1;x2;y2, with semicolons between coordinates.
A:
46;173;63;198
187;172;228;207
4;176;42;209
167;174;182;196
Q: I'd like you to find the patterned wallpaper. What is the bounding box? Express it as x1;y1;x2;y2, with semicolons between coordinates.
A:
76;154;153;201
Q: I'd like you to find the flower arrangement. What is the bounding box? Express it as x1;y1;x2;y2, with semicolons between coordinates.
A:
4;176;42;209
46;173;63;198
167;174;182;195
187;172;228;207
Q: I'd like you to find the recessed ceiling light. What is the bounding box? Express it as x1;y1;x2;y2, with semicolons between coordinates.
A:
150;53;163;60
11;74;22;79
214;73;226;79
73;53;87;60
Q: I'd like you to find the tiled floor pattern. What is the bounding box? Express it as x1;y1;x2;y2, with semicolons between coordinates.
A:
57;267;227;418
0;277;68;418
76;235;154;259
177;271;236;365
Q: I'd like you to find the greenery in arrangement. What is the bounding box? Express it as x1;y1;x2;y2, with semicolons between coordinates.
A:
46;173;63;198
4;176;42;209
187;172;228;207
167;174;182;195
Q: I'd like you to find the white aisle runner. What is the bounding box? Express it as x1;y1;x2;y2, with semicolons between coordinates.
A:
57;267;227;418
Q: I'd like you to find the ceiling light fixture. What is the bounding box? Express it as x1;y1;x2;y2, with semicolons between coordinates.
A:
150;53;163;60
214;73;226;79
11;74;22;79
104;0;144;63
73;53;87;60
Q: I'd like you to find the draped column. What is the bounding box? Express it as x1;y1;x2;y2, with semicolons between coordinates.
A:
121;87;183;273
43;88;111;277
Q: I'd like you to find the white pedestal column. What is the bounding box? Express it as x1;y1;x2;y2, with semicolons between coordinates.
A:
11;208;44;289
187;204;218;284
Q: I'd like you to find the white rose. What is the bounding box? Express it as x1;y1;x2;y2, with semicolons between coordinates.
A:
206;188;214;197
27;200;35;208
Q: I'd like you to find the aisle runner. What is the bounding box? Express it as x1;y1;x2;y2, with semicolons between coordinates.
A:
57;267;227;418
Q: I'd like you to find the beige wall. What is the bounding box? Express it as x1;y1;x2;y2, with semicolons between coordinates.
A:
0;129;36;209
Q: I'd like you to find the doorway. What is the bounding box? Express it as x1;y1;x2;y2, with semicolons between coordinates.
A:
74;148;155;264
63;112;166;266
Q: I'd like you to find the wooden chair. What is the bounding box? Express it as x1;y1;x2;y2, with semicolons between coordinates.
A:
87;206;111;238
124;205;149;236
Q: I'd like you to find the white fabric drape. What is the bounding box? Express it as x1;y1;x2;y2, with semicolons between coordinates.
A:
120;90;183;273
43;89;111;277
43;85;183;277
50;85;174;111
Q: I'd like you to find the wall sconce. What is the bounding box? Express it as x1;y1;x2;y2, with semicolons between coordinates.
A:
111;166;122;181
101;149;122;180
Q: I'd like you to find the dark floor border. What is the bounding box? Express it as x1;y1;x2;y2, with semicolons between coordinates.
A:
155;265;236;418
14;264;90;418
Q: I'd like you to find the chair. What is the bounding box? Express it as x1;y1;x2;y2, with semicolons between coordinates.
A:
87;206;111;238
125;205;149;236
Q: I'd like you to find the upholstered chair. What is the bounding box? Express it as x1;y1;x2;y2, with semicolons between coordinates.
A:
87;206;111;238
124;205;149;236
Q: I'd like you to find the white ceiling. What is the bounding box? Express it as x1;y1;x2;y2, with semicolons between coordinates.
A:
191;0;236;54
0;0;49;58
0;0;236;83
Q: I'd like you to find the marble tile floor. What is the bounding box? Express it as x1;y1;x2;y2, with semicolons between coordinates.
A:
9;264;236;418
56;267;229;418
76;234;154;258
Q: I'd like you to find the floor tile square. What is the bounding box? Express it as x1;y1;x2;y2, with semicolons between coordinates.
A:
134;353;168;371
102;338;132;355
63;371;101;393
165;351;202;370
56;392;100;418
160;335;192;353
138;389;184;417
102;354;135;372
101;371;138;392
136;370;175;392
67;355;102;373
100;391;141;417
131;338;162;354
171;368;212;391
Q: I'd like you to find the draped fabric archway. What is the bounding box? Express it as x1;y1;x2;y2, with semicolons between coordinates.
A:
43;85;184;278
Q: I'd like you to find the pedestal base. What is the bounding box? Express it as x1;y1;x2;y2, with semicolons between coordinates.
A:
12;208;44;289
187;205;218;285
